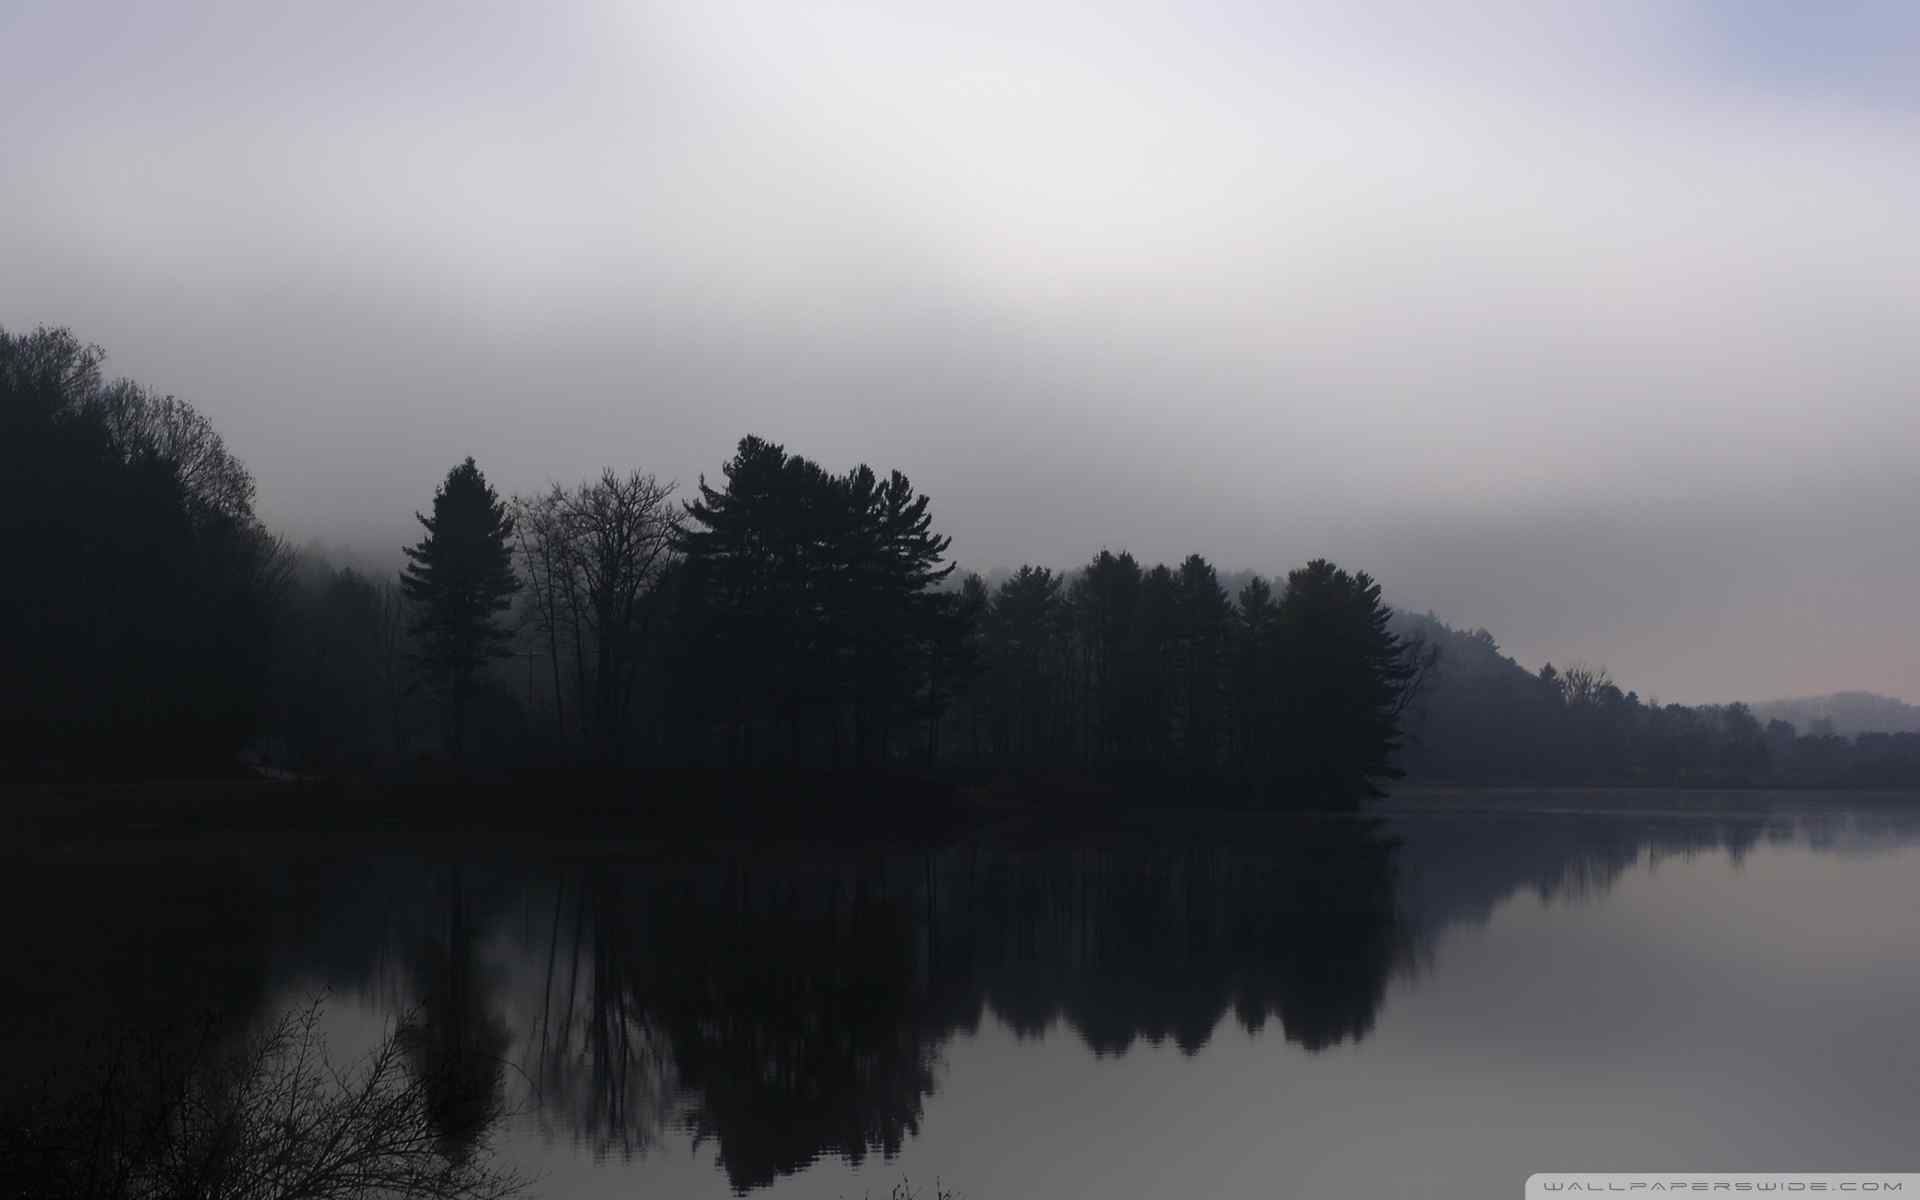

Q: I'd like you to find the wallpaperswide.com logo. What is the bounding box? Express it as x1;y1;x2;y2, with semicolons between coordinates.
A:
1528;1176;1919;1195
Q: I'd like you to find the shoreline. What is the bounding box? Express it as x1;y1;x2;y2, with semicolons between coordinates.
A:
5;773;1916;860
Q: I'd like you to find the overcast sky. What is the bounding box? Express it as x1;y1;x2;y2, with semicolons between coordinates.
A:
5;1;1917;704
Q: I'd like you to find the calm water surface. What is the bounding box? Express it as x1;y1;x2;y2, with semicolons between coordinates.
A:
8;790;1920;1198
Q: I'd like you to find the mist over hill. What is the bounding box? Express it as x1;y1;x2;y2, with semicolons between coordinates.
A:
1749;693;1920;737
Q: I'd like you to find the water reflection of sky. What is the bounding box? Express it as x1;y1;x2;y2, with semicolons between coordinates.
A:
9;791;1920;1199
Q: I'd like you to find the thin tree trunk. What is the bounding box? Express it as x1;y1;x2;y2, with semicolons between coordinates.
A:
545;545;566;744
449;677;467;760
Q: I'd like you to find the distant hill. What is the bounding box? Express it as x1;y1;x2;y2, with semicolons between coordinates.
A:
1388;613;1920;741
1749;692;1920;737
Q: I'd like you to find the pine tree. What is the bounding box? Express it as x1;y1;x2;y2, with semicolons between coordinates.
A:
844;465;954;762
1173;554;1232;772
1069;549;1144;767
402;457;518;758
1272;559;1416;803
676;436;963;765
984;566;1067;761
676;437;834;761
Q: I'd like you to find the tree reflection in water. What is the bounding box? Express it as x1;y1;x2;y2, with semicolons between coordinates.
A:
5;798;1867;1195
513;815;1407;1190
399;865;514;1164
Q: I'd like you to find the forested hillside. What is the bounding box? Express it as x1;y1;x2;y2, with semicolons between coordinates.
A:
1393;613;1920;787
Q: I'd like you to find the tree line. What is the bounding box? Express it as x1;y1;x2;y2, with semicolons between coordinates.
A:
3;325;1429;805
392;432;1426;805
942;552;1430;800
32;321;1912;798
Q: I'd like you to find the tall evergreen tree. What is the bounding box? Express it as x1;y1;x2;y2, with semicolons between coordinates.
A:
921;576;985;765
984;567;1068;762
1173;554;1233;772
839;464;956;762
402;458;519;758
949;573;994;761
676;436;963;765
1069;550;1144;767
676;437;835;761
1271;559;1418;803
1135;565;1181;769
1232;576;1282;776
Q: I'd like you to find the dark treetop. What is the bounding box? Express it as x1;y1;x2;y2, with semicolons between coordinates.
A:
402;457;519;757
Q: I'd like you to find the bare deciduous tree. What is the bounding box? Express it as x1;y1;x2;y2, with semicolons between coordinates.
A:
7;1000;528;1200
565;470;678;758
85;381;258;523
1560;661;1616;709
513;470;678;761
511;488;577;745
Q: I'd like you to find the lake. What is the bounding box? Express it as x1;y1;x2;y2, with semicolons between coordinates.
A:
7;788;1920;1198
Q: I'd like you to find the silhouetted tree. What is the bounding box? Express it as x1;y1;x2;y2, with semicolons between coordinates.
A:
828;464;960;764
402;458;519;759
982;567;1069;762
1068;549;1146;767
919;581;985;766
1134;565;1181;767
674;436;963;766
1231;575;1284;782
1269;559;1422;803
1;325;288;776
4;999;526;1200
512;470;678;763
948;574;995;761
82;380;257;523
942;550;1440;801
1717;701;1768;775
1172;554;1233;773
674;437;831;761
510;488;576;746
1765;717;1799;767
